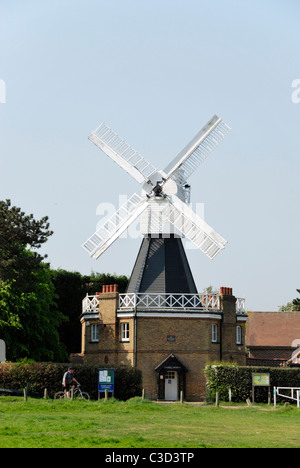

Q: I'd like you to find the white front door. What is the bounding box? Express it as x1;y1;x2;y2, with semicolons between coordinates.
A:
165;371;178;401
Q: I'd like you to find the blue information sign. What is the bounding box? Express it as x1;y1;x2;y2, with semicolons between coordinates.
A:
98;368;115;393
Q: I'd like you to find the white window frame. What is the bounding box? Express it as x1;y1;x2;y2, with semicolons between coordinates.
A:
121;322;130;342
212;324;218;343
91;324;99;342
236;325;242;345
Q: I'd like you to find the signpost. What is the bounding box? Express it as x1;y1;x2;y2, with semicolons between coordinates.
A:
98;368;115;400
252;373;270;404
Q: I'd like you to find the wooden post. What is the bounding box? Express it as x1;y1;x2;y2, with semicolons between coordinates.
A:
105;389;108;401
44;388;48;399
142;389;145;400
23;388;28;401
215;392;219;407
180;390;183;404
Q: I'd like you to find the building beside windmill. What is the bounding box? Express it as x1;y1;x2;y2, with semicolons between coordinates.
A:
78;236;247;401
78;284;246;401
78;115;247;400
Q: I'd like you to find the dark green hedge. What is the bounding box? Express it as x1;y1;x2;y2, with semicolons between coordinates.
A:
205;363;300;403
0;363;142;400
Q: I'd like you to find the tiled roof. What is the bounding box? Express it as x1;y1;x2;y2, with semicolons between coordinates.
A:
246;311;300;347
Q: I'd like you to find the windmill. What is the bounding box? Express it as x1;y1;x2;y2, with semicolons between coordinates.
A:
82;115;231;293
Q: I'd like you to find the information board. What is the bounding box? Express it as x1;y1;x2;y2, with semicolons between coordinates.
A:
252;373;270;387
98;368;115;393
252;373;271;404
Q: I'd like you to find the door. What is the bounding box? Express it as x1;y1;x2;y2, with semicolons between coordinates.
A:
165;371;178;401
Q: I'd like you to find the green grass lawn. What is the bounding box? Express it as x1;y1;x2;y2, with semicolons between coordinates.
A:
0;396;299;448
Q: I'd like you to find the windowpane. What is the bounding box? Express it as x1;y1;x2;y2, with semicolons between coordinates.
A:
212;324;218;343
121;322;130;341
236;326;242;344
91;324;99;342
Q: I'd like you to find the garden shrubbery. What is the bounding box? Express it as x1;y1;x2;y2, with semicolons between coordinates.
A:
205;363;300;403
0;363;142;400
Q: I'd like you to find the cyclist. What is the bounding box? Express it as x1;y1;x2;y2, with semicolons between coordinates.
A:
62;367;80;398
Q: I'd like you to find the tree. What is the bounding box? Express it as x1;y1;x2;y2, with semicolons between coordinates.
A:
50;270;85;355
0;200;67;361
86;272;129;294
279;290;300;312
292;290;300;310
0;281;22;332
0;263;68;361
0;199;53;289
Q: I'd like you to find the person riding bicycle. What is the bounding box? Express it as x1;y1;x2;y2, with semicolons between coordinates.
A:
62;367;80;398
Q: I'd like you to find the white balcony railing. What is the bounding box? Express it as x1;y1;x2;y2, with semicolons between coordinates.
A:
82;293;246;315
118;293;220;311
236;297;246;314
82;295;100;314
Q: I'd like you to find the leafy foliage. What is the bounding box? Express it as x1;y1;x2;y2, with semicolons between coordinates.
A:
0;268;67;362
0;200;67;361
292;289;300;310
279;289;300;311
205;363;300;403
0;199;53;288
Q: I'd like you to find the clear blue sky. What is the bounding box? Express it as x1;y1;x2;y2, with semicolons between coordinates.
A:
1;0;300;311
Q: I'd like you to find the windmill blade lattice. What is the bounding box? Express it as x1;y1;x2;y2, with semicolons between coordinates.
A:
162;195;227;259
82;193;149;259
89;123;158;184
163;115;231;185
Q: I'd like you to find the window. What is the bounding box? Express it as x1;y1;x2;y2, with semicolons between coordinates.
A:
236;326;242;345
91;324;99;342
212;324;218;343
121;322;130;342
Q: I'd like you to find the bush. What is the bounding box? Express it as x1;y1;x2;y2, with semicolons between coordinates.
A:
205;363;300;403
0;363;142;400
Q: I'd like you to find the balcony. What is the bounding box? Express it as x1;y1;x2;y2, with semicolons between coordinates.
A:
82;292;246;315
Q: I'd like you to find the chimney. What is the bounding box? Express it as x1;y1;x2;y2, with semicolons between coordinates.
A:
220;287;233;295
102;284;118;293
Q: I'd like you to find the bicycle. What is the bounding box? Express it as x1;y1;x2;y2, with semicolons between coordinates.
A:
54;384;90;400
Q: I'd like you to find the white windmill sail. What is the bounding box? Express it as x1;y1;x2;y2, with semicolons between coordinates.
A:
83;115;230;261
162;195;227;259
163;115;231;185
89;123;158;184
82;193;149;259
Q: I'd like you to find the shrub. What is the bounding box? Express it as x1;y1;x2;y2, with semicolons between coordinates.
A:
205;363;300;403
0;363;142;400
